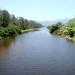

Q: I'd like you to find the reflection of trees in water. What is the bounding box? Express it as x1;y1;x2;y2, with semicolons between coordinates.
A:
0;37;15;59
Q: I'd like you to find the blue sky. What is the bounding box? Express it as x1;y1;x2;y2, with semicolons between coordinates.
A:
0;0;75;21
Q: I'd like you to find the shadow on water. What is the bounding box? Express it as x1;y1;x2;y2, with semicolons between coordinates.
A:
0;37;16;59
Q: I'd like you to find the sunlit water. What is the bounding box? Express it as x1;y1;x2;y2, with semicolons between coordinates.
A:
0;28;75;75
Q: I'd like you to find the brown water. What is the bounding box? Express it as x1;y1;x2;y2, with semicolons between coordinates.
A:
0;28;75;75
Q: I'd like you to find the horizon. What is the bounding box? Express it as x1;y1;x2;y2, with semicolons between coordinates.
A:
0;0;75;21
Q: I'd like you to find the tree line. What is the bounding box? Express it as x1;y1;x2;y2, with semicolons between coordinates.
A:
0;9;42;39
48;18;75;42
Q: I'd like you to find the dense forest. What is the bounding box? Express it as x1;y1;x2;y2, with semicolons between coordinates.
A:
0;10;42;40
48;18;75;42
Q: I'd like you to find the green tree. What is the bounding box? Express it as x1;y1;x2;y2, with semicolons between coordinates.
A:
0;10;3;26
18;17;26;29
10;15;17;25
1;10;10;27
24;19;29;29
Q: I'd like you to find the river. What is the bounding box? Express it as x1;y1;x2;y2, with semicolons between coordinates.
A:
0;28;75;75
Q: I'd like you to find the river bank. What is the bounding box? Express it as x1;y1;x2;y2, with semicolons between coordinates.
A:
0;28;38;40
65;36;75;42
47;18;75;42
48;29;75;42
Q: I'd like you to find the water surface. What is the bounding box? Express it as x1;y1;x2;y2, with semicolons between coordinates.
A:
0;28;75;75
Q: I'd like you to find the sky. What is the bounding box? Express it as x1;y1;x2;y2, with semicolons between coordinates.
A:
0;0;75;21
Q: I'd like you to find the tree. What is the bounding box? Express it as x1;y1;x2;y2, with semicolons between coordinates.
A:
1;10;10;27
67;28;74;37
48;22;62;33
68;18;75;27
18;17;26;29
56;22;62;28
10;15;16;25
0;9;43;40
24;19;29;29
0;10;3;26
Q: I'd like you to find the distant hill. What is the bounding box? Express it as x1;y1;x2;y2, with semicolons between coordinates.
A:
37;19;70;27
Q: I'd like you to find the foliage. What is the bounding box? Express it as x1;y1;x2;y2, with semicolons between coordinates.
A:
48;18;75;41
1;10;10;27
0;9;42;40
47;22;62;33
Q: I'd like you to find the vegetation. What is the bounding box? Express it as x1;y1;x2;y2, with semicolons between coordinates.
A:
0;9;42;40
47;18;75;42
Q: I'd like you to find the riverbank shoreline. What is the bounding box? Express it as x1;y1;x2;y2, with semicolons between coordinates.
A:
47;28;75;42
65;36;75;42
51;33;75;42
0;28;38;40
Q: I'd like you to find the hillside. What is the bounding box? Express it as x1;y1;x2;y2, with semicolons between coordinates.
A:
37;19;70;27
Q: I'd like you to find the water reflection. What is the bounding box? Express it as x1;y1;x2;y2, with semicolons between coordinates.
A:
0;37;15;59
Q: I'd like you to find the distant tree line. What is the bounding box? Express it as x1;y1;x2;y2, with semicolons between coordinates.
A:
0;9;42;39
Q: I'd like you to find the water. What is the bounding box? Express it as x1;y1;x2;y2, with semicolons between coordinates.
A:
0;28;75;75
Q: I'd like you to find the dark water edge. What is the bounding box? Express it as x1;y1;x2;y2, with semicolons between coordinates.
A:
0;28;75;75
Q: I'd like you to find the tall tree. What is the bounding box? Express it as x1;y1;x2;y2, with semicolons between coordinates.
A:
1;10;10;27
0;10;3;26
18;17;26;29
